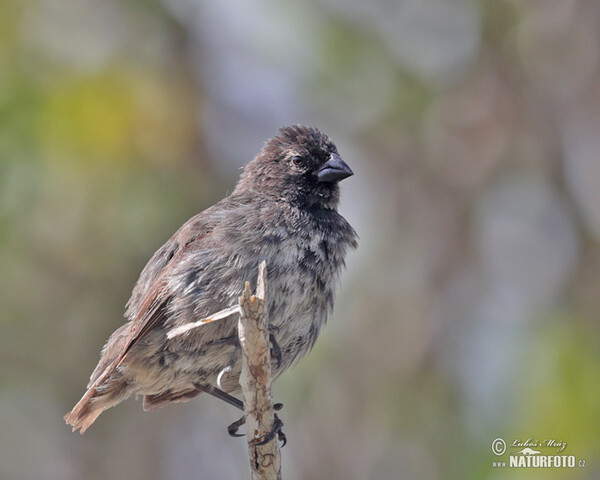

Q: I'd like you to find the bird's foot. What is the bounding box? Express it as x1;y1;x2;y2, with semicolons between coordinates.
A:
227;415;246;437
227;403;286;447
251;413;287;447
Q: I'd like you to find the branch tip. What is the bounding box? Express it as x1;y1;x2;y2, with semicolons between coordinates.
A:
256;261;267;300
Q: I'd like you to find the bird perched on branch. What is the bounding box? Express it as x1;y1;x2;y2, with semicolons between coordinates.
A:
65;125;358;434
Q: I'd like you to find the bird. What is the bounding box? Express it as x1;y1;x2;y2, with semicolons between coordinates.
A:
64;125;358;434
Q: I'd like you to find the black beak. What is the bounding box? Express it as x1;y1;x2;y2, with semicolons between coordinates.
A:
317;153;354;183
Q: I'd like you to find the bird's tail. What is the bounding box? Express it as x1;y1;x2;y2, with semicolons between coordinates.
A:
64;387;104;434
64;375;129;434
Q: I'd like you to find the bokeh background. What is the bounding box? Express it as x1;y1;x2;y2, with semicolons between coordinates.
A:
1;0;600;478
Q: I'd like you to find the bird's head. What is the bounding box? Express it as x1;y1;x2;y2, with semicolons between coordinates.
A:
235;125;353;210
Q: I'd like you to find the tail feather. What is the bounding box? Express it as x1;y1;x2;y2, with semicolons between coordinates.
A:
66;324;133;433
65;375;129;434
64;387;104;434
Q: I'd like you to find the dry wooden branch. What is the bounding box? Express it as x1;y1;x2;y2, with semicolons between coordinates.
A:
238;261;282;480
166;261;282;478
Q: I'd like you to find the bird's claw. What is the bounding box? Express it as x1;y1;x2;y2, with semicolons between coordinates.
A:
251;413;287;447
227;415;246;437
226;403;286;447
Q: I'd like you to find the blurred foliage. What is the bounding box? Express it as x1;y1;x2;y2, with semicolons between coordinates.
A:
1;0;600;479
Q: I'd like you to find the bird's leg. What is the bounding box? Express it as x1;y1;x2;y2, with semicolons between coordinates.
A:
194;382;286;444
193;383;243;410
193;383;247;438
268;324;282;369
194;321;285;445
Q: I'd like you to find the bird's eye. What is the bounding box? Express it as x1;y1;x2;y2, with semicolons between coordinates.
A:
292;156;304;167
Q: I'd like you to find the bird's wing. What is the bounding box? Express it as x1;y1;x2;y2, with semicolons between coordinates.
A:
87;207;223;389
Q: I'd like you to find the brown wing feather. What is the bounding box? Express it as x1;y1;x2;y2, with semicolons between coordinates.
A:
87;289;170;388
86;206;222;390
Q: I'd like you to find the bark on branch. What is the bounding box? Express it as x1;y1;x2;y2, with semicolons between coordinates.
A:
238;261;282;480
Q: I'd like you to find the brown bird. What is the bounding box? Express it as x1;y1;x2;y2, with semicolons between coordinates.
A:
65;125;357;434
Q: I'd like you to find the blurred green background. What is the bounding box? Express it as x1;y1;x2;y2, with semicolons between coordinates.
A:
1;0;599;478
